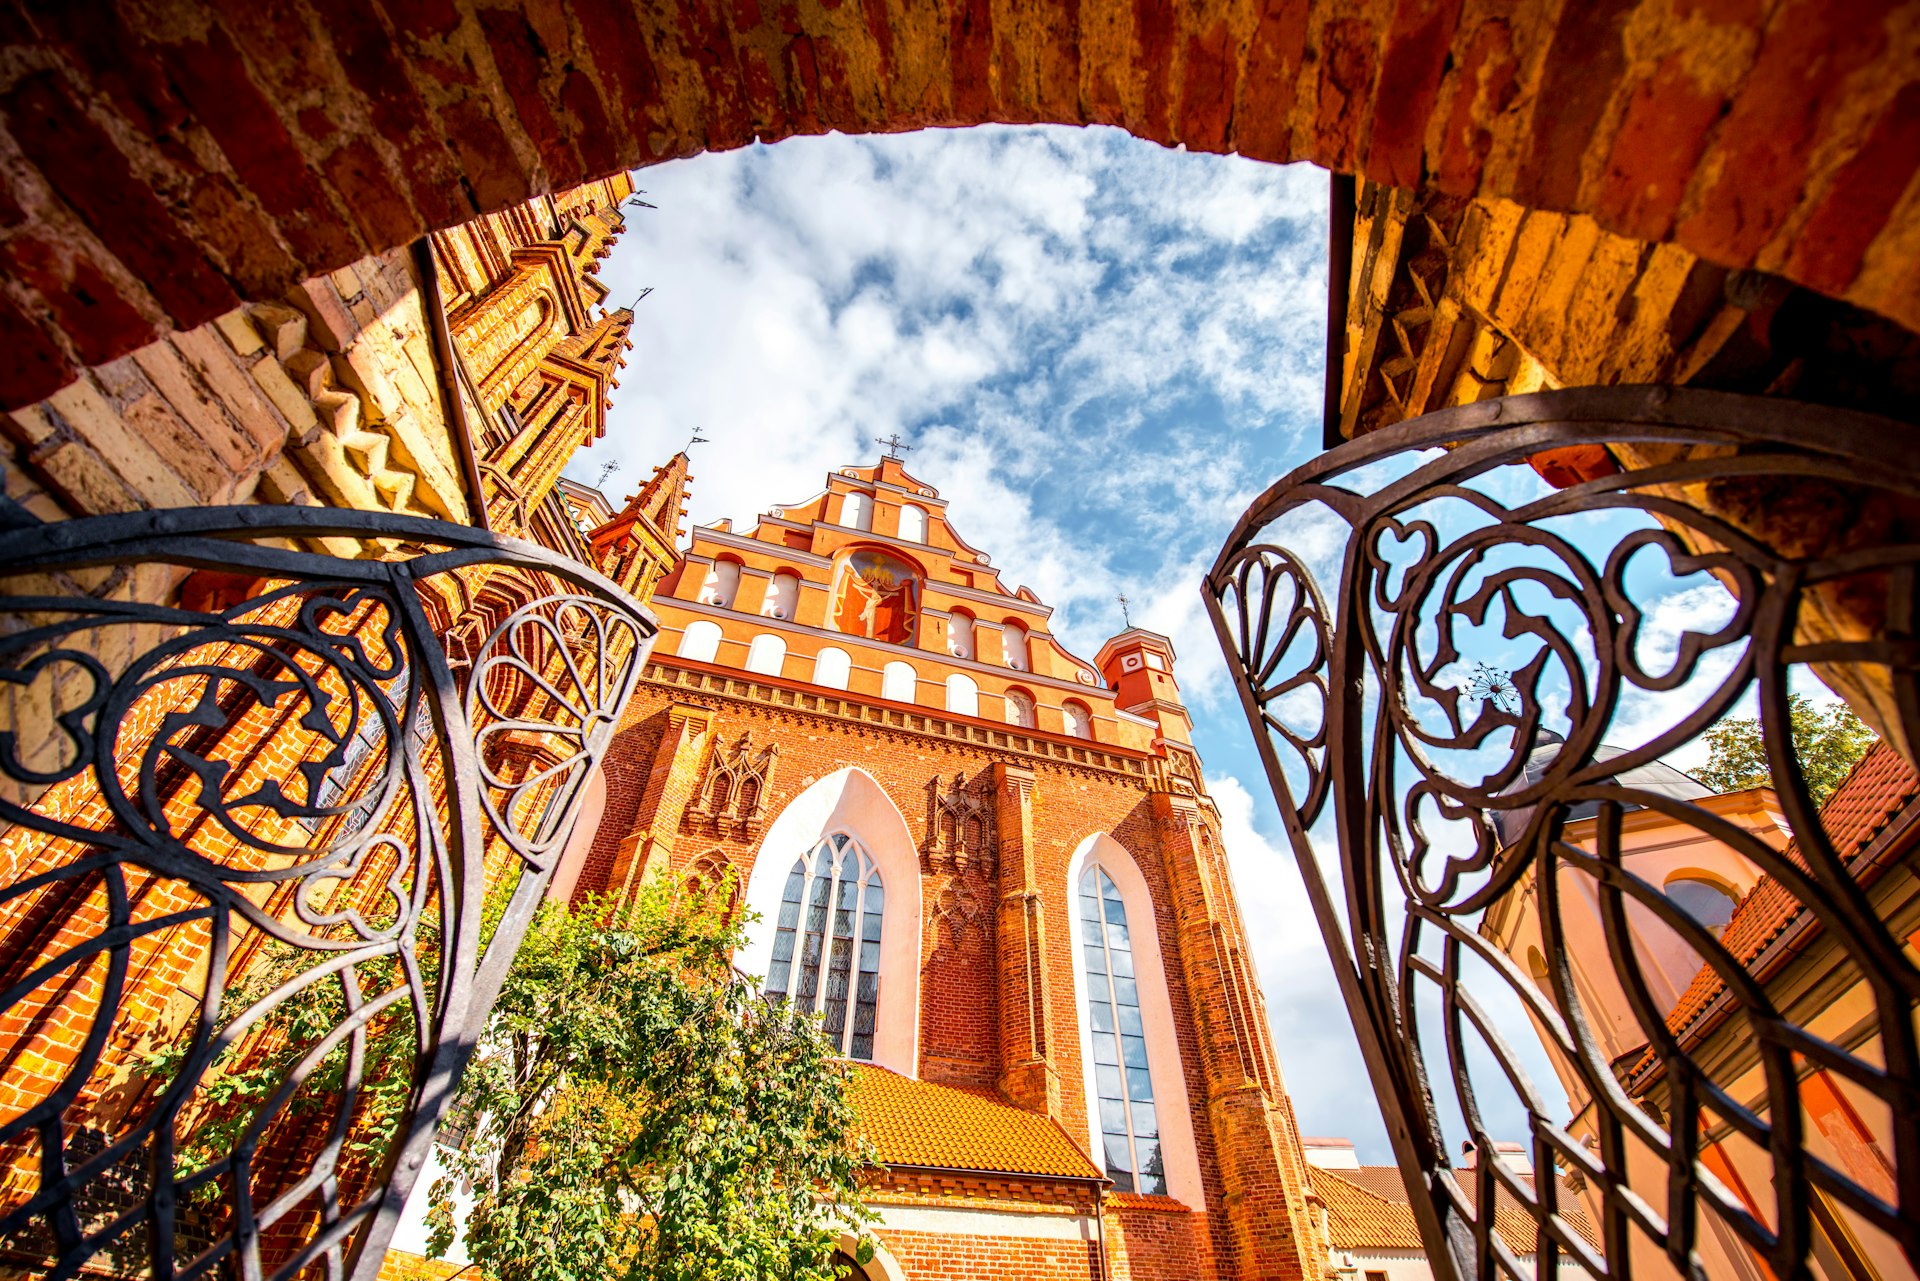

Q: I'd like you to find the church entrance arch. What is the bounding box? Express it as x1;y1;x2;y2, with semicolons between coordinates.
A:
4;3;1916;409
739;767;924;1076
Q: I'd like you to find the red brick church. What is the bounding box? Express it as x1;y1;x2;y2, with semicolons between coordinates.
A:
554;451;1329;1280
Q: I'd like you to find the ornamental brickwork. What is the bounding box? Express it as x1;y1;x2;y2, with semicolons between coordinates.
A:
567;456;1330;1281
0;174;682;1277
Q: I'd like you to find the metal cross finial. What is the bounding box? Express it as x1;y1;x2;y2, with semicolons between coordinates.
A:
875;432;913;460
1118;593;1131;626
595;460;621;488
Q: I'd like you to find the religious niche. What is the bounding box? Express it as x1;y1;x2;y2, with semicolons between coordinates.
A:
832;549;921;646
683;732;779;836
923;771;993;875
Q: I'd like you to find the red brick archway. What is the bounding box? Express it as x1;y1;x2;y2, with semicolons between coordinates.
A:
2;0;1915;410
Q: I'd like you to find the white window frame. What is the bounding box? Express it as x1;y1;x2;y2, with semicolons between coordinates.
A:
881;660;918;704
812;645;852;690
945;673;979;717
745;633;787;676
898;503;928;542
1066;833;1204;1207
698;558;741;608
678;619;722;663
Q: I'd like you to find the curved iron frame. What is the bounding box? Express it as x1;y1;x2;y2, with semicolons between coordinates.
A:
1207;387;1920;1281
0;504;655;1281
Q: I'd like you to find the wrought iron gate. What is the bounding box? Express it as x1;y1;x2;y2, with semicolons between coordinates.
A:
1207;387;1920;1281
0;504;654;1281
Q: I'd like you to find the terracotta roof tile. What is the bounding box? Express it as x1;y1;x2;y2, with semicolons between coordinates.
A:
848;1065;1103;1180
1663;742;1919;1041
1316;1170;1428;1250
1316;1167;1598;1256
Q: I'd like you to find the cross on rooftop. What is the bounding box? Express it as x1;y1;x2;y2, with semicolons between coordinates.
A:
1118;593;1131;626
876;433;913;459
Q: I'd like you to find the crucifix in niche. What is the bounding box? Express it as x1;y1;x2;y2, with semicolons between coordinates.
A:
832;549;921;646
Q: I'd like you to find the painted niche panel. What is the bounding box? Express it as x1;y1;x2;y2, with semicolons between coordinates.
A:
834;550;921;646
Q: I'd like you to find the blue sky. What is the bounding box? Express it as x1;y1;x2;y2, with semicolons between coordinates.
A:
563;124;1788;1165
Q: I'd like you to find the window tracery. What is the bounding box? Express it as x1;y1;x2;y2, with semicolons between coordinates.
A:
764;834;885;1061
1079;865;1165;1195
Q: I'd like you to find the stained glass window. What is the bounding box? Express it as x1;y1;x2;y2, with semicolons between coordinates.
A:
763;833;886;1060
1079;866;1164;1195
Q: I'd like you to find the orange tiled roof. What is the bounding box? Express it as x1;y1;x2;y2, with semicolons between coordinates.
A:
1317;1170;1428;1250
848;1064;1103;1181
1316;1167;1598;1255
1663;741;1919;1042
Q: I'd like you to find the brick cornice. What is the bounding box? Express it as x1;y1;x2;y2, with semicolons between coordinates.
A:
638;658;1181;788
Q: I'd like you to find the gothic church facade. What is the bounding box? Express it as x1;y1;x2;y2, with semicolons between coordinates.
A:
561;453;1328;1280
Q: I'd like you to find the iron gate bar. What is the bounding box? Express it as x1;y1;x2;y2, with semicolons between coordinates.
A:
1205;386;1920;1281
0;504;656;1281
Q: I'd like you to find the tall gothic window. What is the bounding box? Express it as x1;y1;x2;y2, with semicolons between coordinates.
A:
765;834;885;1060
1079;866;1165;1194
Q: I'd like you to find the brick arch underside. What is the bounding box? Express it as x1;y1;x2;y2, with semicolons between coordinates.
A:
3;0;1917;412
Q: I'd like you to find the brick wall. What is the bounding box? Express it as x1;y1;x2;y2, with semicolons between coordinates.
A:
2;0;1917;411
574;655;1325;1279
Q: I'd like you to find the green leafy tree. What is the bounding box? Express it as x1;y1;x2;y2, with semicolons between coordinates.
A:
1695;693;1877;805
425;875;875;1281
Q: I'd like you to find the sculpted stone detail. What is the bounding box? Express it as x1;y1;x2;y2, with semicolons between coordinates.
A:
923;770;994;874
682;731;778;836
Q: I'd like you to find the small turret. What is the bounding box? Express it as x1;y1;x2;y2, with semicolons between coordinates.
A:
1095;628;1192;748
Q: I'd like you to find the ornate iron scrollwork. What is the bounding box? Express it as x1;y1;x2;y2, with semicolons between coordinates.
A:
0;505;654;1281
1207;388;1920;1281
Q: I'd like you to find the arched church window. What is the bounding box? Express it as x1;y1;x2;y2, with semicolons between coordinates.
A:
1063;700;1094;740
678;620;722;663
1079;866;1164;1195
1002;621;1029;670
762;571;800;620
842;490;874;531
1665;876;1740;937
833;550;921;645
698;558;741;608
764;834;885;1060
898;503;928;543
745;633;787;677
1005;688;1036;729
947;610;976;660
945;673;978;717
813;646;852;690
881;661;918;704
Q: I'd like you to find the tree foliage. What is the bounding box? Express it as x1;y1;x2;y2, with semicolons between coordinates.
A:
1694;694;1877;806
425;875;875;1281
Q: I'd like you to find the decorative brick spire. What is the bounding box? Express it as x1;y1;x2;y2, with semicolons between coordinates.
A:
593;450;691;553
588;450;692;598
